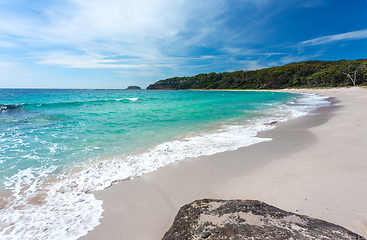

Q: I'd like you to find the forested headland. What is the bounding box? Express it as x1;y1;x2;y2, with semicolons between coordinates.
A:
147;59;367;90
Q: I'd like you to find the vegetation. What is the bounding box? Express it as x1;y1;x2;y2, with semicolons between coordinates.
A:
147;59;367;90
126;86;141;90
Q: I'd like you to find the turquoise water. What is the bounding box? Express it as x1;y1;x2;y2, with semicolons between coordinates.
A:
0;89;329;239
0;89;298;186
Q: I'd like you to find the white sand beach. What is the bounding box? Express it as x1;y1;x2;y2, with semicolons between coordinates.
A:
82;87;367;239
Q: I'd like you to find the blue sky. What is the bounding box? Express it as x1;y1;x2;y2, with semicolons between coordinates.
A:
0;0;366;89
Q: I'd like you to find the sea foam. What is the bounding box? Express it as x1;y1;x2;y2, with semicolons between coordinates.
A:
0;92;329;240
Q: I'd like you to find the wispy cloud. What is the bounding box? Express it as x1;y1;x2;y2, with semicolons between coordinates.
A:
241;60;267;70
1;0;366;88
0;59;16;68
36;51;226;70
0;40;17;48
279;50;325;65
0;0;286;74
301;29;367;45
0;0;304;75
0;0;227;69
37;52;149;69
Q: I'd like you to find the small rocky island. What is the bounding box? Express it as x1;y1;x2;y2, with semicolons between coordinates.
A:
162;199;365;240
126;86;141;90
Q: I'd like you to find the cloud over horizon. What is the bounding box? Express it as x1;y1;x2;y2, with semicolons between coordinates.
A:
0;0;366;88
0;0;228;67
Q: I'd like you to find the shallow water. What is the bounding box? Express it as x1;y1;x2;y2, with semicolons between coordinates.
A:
0;89;329;239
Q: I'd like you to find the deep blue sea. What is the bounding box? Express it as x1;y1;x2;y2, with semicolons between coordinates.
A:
0;89;329;239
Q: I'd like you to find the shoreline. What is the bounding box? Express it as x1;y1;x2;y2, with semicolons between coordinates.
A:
82;87;367;239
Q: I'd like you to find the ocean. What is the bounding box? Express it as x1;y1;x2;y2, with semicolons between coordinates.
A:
0;89;329;239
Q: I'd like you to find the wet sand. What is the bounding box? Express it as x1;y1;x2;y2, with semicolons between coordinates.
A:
82;87;367;239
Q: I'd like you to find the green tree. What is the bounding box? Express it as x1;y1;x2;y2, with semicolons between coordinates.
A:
341;61;366;86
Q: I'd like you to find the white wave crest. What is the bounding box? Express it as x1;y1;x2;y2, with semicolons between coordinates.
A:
126;97;138;101
0;92;330;240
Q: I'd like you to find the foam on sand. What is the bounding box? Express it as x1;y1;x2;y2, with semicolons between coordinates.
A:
0;92;329;240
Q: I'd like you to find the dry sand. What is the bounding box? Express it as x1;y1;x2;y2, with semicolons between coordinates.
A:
82;87;367;239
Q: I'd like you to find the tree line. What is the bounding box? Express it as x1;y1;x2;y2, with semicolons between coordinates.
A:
147;59;367;90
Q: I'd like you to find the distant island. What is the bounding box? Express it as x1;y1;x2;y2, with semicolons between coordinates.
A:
147;59;367;90
126;86;141;90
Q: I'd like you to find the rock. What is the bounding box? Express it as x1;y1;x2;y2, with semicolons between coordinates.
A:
126;86;141;90
265;121;277;125
201;232;211;238
162;199;365;240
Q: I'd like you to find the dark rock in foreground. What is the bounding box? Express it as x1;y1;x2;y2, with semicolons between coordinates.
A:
162;199;365;240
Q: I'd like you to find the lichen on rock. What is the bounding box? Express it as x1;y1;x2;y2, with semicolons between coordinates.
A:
162;199;365;240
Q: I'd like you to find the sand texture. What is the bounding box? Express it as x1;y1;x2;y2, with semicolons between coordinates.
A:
82;87;367;240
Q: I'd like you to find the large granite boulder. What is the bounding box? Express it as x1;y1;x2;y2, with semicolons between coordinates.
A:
162;199;365;240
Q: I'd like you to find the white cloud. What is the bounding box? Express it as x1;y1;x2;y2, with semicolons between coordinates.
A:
241;60;267;70
221;47;258;56
0;59;16;68
0;0;227;68
301;29;367;45
37;52;146;69
0;40;17;48
36;51;226;70
279;50;324;64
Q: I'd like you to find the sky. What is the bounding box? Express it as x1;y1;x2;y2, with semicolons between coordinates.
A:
0;0;366;89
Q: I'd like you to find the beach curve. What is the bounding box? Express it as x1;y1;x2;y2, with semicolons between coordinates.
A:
81;87;367;239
